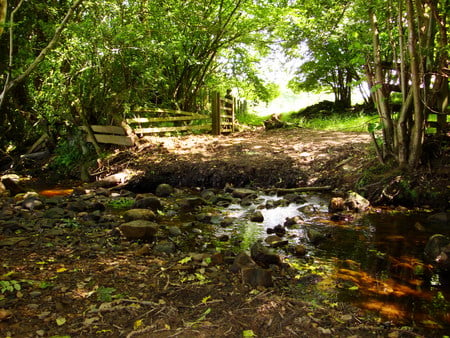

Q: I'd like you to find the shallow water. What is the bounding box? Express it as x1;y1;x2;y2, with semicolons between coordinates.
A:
224;194;450;330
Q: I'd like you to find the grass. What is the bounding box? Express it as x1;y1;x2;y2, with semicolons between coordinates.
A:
236;110;379;133
287;112;379;132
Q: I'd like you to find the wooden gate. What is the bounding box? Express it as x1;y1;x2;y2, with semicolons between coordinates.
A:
211;92;235;135
82;91;236;146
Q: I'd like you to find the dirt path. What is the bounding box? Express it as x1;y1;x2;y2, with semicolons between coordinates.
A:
115;127;373;192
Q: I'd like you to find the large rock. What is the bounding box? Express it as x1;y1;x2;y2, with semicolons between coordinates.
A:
424;234;450;271
345;191;370;212
329;192;370;213
231;252;257;273
155;183;174;197
1;177;26;196
179;197;208;211
231;188;257;199
249;210;264;222
250;241;282;268
133;196;163;211
241;267;273;288
230;252;273;288
119;220;159;240
123;209;156;222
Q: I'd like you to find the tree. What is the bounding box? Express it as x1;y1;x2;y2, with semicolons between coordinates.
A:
364;0;449;168
283;0;362;108
0;0;84;149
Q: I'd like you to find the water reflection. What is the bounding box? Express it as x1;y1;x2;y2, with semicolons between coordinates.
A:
222;193;450;330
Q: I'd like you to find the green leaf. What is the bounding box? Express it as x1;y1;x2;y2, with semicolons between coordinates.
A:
178;256;192;264
56;317;67;326
243;329;256;337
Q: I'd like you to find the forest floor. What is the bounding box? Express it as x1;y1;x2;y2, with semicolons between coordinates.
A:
1;127;449;337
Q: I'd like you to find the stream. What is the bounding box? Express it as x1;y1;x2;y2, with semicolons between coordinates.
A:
30;185;450;330
219;193;450;329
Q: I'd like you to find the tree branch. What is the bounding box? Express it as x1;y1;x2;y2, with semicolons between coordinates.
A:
0;0;84;110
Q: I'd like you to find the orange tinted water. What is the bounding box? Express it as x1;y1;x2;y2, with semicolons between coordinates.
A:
38;189;74;197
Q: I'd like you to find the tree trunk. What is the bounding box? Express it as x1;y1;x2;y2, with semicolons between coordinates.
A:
369;6;395;157
406;0;425;167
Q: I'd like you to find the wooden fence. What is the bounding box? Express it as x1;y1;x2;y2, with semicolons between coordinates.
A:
127;108;211;136
82;92;235;146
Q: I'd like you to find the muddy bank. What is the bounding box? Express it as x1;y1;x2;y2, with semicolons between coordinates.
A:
99;128;448;209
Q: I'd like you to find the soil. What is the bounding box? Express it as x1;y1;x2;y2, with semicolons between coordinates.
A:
1;127;449;337
109;127;375;193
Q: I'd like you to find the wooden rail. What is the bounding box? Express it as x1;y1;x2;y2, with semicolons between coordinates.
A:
82;92;236;146
127;108;211;136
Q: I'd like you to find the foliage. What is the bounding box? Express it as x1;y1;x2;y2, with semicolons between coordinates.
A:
286;111;378;132
106;197;135;210
96;286;117;302
0;280;21;294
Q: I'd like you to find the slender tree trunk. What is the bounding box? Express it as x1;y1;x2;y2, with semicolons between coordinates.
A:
369;6;395;156
406;0;425;167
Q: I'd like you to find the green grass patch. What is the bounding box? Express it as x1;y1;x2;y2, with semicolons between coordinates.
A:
237;110;378;132
292;113;378;132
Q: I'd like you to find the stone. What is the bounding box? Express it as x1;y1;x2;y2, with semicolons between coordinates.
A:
133;196;163;211
282;193;306;204
293;244;307;257
241;267;273;288
179;197;208;211
284;216;303;228
344;191;370;212
118;220;159;240
1;177;26;195
168;226;182;237
273;224;286;237
250;241;282;268
306;228;328;245
43;207;66;219
0;181;7;196
230;252;257;273
22;197;44;210
123;209;156;222
427;212;449;226
231;188;257;199
265;235;288;248
155;183;174;197
153;241;176;254
329;197;345;212
249;210;264;222
67;200;105;213
220;217;235;227
200;189;216;201
424;234;450;270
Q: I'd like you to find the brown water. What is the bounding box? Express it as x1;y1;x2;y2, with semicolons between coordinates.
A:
225;195;450;330
317;212;450;329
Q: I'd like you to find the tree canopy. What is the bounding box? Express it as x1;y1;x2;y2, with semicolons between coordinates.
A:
0;0;448;169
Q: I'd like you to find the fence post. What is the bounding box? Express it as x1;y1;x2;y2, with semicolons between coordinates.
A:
211;91;220;135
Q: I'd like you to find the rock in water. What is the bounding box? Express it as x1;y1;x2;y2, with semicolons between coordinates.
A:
133;196;163;211
424;234;450;271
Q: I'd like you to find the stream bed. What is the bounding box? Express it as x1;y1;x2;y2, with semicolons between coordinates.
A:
217;193;450;329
